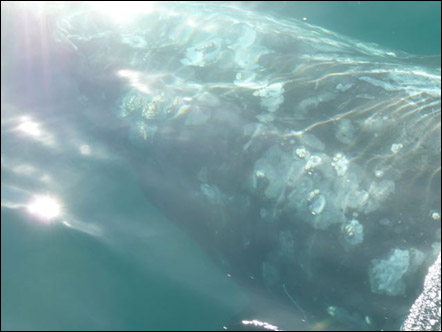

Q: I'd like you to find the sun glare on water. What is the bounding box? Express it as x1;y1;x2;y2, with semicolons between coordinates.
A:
27;195;62;223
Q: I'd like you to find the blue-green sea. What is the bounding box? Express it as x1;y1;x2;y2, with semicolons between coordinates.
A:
1;2;440;331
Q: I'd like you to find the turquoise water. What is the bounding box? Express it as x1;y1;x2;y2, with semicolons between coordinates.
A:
1;161;245;330
1;2;440;331
244;1;441;55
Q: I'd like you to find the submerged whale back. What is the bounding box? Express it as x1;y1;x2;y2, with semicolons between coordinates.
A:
53;2;441;330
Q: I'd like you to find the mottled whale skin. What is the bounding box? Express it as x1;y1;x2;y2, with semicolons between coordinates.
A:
55;2;441;329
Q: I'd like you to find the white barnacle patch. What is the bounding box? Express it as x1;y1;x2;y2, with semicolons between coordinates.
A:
369;180;395;201
327;306;337;317
342;219;364;245
304;155;322;171
294;147;309;159
390;143;403;154
253;83;285;113
335;118;355;145
200;183;221;204
142;98;159;120
234;71;258;87
430;211;441;221
369;249;409;296
181;38;222;67
121;34;147;49
374;169;385;178
256;112;275;123
336;83;353;92
308;190;326;216
307;189;321;202
252;170;266;190
347;190;370;210
133;121;149;141
121;92;145;116
331;153;349;176
255;170;266;179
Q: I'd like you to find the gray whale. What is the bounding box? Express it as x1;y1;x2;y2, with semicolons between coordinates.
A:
53;2;441;330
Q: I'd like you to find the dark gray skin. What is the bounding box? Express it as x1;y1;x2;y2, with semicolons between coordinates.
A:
49;2;441;329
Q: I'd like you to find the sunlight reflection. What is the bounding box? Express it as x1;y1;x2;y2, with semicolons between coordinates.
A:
117;69;150;94
17;119;42;137
241;320;280;331
186;19;197;28
4;159;52;183
89;1;156;23
2;187;102;236
15;116;55;146
12;164;36;176
39;174;52;183
1;201;24;209
61;218;103;237
27;194;61;222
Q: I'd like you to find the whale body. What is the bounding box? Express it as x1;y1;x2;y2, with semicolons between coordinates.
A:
52;2;441;329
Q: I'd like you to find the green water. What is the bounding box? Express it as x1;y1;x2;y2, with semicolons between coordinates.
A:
246;1;441;55
1;159;246;331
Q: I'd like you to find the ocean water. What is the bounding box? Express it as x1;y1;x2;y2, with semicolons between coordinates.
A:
1;2;441;331
240;1;441;55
